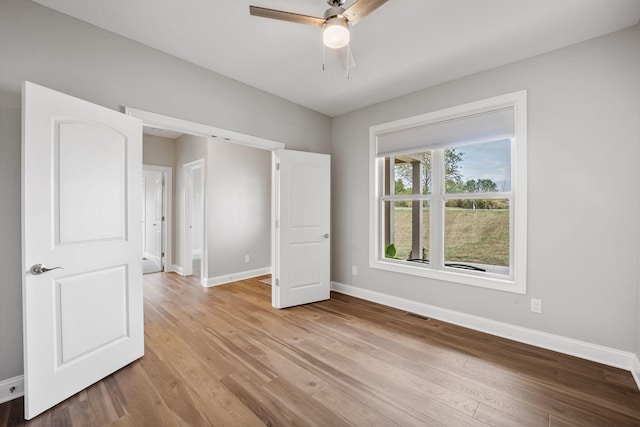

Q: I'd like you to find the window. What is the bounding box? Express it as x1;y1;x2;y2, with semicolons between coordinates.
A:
369;91;527;293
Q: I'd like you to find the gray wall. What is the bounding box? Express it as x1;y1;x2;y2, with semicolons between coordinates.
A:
636;23;640;369
143;134;176;169
0;0;330;382
332;26;639;352
0;94;22;382
206;139;272;278
173;136;272;279
145;133;271;279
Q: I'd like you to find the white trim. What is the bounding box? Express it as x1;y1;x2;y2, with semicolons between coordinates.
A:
633;354;640;391
125;108;285;151
271;152;280;308
331;281;638;373
369;90;527;294
0;375;24;404
204;267;272;287
168;264;183;275
183;159;206;279
143;164;173;273
143;253;161;264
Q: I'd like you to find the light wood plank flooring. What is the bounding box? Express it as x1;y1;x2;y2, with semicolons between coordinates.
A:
1;272;639;426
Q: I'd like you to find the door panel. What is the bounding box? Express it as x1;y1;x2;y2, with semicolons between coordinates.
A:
57;121;127;244
273;149;330;309
22;82;143;420
56;266;129;365
290;163;322;227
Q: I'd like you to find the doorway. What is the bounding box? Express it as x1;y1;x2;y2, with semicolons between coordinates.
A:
142;165;172;274
127;108;331;308
183;159;205;280
126;109;283;293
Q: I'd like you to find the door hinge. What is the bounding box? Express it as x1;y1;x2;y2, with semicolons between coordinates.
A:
275;220;279;228
162;216;165;221
161;252;165;257
275;163;280;171
275;278;280;287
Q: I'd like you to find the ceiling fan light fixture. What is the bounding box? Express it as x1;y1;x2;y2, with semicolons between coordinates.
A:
323;16;350;49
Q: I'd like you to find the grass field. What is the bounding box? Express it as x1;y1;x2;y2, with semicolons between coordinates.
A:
391;207;509;266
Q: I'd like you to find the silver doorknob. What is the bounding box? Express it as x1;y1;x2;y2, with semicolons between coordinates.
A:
322;233;330;239
30;264;63;275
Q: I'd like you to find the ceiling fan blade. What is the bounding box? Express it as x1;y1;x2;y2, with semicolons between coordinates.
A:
249;6;325;27
343;0;389;25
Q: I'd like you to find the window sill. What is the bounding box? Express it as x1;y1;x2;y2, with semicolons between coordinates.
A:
370;258;526;294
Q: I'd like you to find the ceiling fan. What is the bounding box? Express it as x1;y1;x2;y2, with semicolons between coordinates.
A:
249;0;389;50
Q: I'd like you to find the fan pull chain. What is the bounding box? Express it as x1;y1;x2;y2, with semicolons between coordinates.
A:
346;44;351;79
322;44;326;71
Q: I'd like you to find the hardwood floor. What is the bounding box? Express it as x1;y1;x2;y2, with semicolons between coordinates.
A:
2;272;639;426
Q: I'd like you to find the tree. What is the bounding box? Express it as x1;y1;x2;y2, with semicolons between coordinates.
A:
444;148;464;193
392;148;464;195
463;178;498;193
395;178;409;195
474;179;498;192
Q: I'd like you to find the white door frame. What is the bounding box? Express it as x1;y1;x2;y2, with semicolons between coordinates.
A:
125;108;285;285
143;164;172;272
183;159;206;282
125;108;284;151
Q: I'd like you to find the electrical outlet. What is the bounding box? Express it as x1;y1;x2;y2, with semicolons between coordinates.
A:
352;266;358;276
244;255;250;263
530;298;542;314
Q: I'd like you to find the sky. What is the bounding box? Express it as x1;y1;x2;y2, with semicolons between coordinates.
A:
455;139;511;191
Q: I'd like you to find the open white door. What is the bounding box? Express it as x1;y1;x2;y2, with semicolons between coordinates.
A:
22;82;144;419
143;169;164;272
273;149;330;309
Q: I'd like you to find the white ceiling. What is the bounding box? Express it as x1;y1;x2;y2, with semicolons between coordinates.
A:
33;0;640;117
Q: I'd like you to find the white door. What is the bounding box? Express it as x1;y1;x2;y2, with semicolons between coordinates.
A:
143;169;164;271
273;149;330;308
22;82;144;419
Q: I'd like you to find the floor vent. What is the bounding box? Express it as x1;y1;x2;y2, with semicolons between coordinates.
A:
406;312;431;321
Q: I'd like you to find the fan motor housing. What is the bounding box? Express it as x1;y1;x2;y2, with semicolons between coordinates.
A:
324;6;347;21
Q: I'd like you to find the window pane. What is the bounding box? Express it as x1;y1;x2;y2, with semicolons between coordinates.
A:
445;139;511;194
388;151;431;195
444;199;510;272
383;200;429;261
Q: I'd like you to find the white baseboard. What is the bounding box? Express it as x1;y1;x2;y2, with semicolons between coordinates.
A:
633;354;640;391
0;375;24;404
205;267;272;287
143;252;161;264
168;264;183;275
331;281;638;375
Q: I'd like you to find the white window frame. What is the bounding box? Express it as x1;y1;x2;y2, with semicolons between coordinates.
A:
369;91;527;294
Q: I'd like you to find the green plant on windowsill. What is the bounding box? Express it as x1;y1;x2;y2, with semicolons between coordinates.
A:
385;243;400;259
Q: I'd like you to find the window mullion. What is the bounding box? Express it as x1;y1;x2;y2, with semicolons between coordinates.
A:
381;195;431;201
442;191;511;200
387;157;394;247
430;149;445;269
